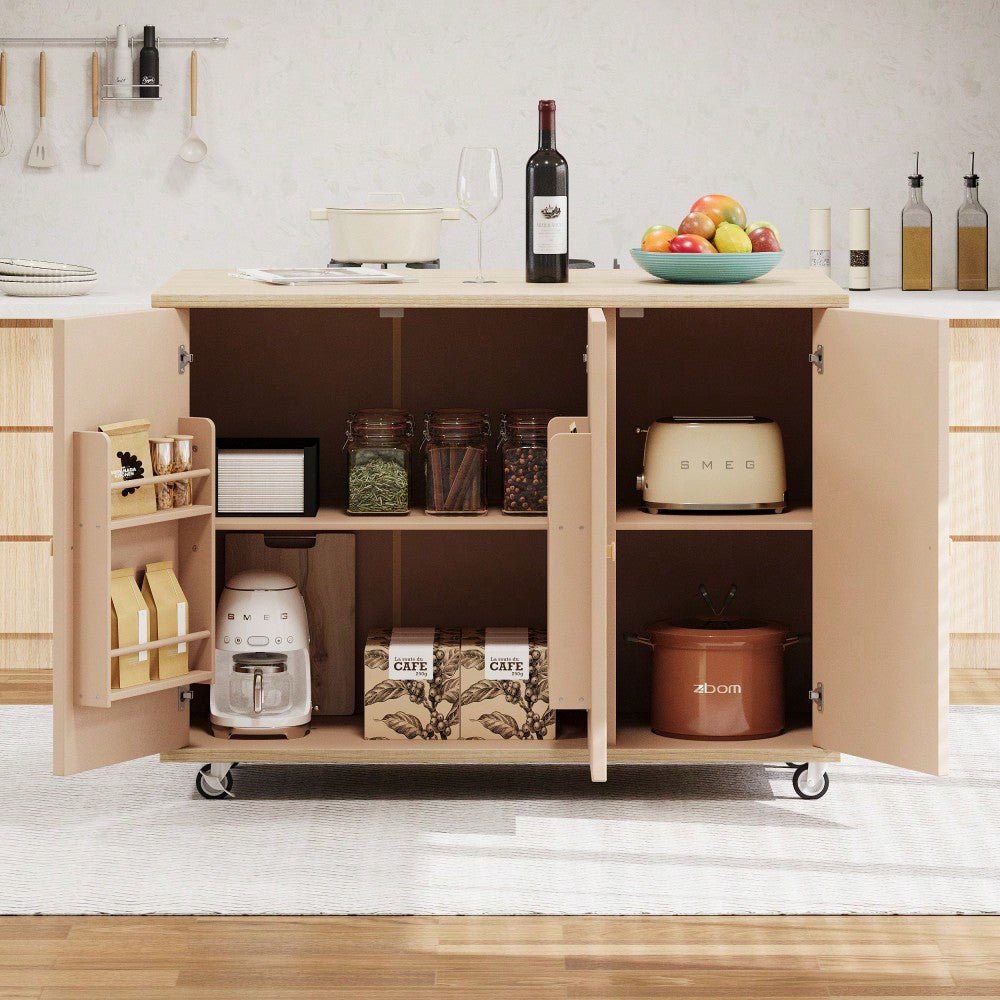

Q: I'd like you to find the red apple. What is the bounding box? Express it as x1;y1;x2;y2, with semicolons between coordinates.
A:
669;234;717;254
678;212;716;240
747;226;782;252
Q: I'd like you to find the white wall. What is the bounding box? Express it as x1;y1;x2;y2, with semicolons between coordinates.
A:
2;0;998;290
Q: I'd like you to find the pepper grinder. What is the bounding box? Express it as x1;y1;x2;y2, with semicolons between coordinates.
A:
848;208;870;291
809;208;832;277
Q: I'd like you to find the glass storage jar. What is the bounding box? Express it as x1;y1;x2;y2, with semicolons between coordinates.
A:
424;409;490;514
169;434;193;507
346;409;413;515
499;410;555;514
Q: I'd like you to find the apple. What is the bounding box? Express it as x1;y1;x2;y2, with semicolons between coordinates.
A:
714;222;752;253
669;233;717;254
690;194;747;230
747;226;781;252
745;220;781;243
641;226;677;252
678;212;716;240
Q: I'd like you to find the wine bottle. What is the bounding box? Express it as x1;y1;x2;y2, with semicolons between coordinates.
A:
526;100;568;282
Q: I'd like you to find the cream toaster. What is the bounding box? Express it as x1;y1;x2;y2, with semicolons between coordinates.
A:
636;416;787;513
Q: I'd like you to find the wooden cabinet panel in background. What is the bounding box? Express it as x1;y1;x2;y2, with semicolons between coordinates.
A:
950;432;1000;537
0;433;53;536
0;322;53;428
950;323;1000;428
0;540;52;633
0;636;52;672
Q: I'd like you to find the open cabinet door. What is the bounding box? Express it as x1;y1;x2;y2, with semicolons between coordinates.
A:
813;309;948;775
53;310;201;775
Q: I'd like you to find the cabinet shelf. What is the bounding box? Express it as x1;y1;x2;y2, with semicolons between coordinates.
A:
215;507;548;532
616;505;813;531
109;668;213;703
160;713;835;765
110;504;214;531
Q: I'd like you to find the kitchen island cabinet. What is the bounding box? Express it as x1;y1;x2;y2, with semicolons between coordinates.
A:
28;269;956;794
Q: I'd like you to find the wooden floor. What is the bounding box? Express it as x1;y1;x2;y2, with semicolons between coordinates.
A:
0;915;998;998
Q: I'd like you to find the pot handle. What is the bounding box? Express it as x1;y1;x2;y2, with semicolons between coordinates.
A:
309;208;328;221
625;632;654;649
783;633;801;649
441;208;462;221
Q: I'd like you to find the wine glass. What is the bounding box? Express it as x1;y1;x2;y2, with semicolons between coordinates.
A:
457;147;503;283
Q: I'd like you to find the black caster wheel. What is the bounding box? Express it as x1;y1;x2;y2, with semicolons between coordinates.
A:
195;764;233;800
792;764;830;800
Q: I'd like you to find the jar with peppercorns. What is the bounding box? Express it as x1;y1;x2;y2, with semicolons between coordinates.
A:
499;410;555;514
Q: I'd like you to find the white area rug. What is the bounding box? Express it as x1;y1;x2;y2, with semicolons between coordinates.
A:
1;705;998;915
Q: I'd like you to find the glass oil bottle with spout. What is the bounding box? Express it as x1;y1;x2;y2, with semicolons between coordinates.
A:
902;152;933;290
958;152;988;291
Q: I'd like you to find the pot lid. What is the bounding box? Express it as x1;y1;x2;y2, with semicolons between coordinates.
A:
645;618;789;642
325;205;446;215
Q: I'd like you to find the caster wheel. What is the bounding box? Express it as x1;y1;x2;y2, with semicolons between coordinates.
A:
195;764;233;800
792;764;829;800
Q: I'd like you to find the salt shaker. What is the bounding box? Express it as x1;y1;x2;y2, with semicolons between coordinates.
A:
169;434;194;507
150;438;174;510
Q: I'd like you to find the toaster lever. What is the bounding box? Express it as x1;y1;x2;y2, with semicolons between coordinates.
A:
808;344;824;374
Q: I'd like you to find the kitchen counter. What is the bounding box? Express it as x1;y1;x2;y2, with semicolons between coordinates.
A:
0;290;152;320
152;268;848;309
849;289;1000;320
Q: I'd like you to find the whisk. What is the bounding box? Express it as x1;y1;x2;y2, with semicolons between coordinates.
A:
0;52;12;158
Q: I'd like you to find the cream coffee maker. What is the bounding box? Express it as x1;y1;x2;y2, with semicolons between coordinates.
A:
211;570;312;738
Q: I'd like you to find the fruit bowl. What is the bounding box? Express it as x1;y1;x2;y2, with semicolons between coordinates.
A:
630;249;784;284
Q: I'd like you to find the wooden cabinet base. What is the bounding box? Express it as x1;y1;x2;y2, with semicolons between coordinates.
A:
0;668;52;704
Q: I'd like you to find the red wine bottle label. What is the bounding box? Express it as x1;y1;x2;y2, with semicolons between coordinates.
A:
532;196;567;254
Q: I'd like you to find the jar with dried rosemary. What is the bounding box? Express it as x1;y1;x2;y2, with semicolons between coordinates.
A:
346;410;413;515
423;410;490;515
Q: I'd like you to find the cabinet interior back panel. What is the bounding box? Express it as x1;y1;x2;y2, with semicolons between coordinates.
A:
615;531;813;715
190;309;394;509
400;309;587;508
615;309;813;508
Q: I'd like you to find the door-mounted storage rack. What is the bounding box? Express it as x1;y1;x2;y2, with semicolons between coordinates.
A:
0;33;228;102
73;416;216;709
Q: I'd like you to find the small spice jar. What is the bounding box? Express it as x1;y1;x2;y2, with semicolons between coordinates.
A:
346;409;413;515
149;438;175;511
423;409;490;515
500;410;555;514
169;434;194;508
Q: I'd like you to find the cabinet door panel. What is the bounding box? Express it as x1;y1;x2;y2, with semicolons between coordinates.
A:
950;432;1000;536
950;323;1000;427
53;310;194;775
0;322;53;427
0;432;53;535
813;309;948;774
0;540;52;631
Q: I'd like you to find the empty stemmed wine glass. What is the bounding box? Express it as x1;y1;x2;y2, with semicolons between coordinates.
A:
457;146;503;283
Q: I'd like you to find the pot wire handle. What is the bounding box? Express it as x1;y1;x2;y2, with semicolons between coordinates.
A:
624;632;654;648
698;584;718;617
720;584;738;615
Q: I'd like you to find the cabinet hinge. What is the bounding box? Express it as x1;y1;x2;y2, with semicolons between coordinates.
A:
178;344;195;374
808;682;824;712
178;688;194;711
808;344;824;374
607;541;616;562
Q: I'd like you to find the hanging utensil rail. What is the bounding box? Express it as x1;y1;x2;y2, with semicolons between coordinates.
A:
0;36;228;47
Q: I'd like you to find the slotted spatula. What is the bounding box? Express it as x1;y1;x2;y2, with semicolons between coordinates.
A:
27;51;58;168
84;51;108;166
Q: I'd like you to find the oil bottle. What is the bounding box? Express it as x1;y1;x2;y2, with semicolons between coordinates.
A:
902;152;933;290
958;152;988;291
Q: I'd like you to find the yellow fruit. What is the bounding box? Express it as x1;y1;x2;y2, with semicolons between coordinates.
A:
714;222;752;254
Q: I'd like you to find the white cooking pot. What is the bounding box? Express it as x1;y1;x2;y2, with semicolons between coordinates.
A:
311;193;461;264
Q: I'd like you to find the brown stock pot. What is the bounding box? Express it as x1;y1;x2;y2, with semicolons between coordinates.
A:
629;613;798;741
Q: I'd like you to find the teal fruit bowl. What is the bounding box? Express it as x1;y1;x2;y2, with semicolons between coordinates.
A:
630;249;784;284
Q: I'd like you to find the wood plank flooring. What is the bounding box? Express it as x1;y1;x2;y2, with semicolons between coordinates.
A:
0;916;998;998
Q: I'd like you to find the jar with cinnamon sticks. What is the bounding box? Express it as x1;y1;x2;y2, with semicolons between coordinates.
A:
423;410;490;515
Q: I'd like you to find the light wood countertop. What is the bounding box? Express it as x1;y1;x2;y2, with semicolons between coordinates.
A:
152;267;849;309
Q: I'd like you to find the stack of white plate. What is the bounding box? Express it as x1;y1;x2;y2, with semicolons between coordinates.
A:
0;259;98;297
